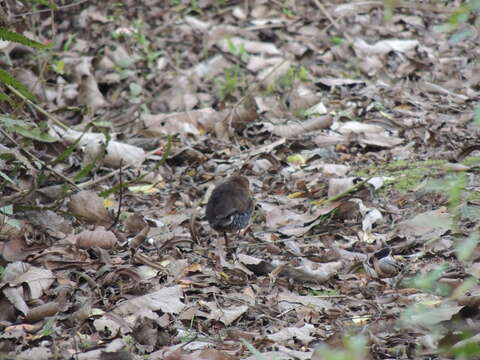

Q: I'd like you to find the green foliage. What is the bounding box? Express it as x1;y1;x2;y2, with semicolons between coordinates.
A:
450;341;480;358
474;106;480;125
132;21;162;67
52;59;65;74
330;36;346;45
241;339;269;360
274;65;311;93
402;264;451;296
424;174;466;210
0;115;56;142
433;0;480;42
0;26;50;102
226;38;249;62
399;302;456;329
0;27;49;49
456;233;480;261
282;7;295;17
216;65;241;100
0;69;37;102
28;0;58;9
313;335;368;360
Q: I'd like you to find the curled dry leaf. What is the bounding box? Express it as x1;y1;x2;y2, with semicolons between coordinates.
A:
75;227;117;249
1;236;35;262
0;214;23;238
112;285;185;316
68;190;112;226
93;317;122;339
353;38;420;56
77;74;106;112
257;59;292;86
267;324;315;345
25;302;60;323
272;116;332;138
124;213;148;235
247;56;285;72
50;126;146;168
82;137;105;169
140;109;216;136
214;103;258;139
217;37;281;55
204;301;248;326
11;69;49;102
332;2;380;17
129;225;150;251
327;177;356;198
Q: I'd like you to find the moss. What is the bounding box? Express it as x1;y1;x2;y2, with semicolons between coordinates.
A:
353;159;450;192
461;156;480;166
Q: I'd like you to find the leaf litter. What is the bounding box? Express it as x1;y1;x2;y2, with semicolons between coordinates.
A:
1;0;480;359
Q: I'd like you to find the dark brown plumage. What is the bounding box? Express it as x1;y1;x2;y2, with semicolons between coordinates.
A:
206;175;254;247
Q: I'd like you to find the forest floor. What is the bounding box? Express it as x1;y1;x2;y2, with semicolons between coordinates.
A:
1;0;480;359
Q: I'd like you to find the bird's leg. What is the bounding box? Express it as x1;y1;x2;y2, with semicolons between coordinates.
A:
223;232;229;248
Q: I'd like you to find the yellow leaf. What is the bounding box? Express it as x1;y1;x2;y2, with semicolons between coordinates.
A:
287;154;306;165
128;184;158;193
288;191;305;198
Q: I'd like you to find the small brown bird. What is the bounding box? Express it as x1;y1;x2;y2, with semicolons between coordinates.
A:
369;247;403;278
206;175;254;247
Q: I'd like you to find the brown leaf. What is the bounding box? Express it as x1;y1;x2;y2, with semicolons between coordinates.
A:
75;227;117;249
68;191;112;226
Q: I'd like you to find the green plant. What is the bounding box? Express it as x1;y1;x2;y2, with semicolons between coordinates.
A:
133;21;162;67
402;264;451;296
226;38;249;62
0;27;49;103
313;335;368;360
282;7;295;17
433;0;480;42
276;65;311;90
216;65;241;100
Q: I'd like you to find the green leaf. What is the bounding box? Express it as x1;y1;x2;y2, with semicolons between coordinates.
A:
0;170;15;184
0;204;14;215
0;92;11;102
330;36;346;45
0;69;37;102
456;234;480;261
240;339;268;360
51;137;82;165
0;27;49;49
449;29;474;43
474;105;480;125
29;0;58;9
53;59;65;74
10;122;57;143
129;82;142;96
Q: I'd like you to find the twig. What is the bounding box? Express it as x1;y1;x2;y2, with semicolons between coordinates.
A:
312;0;353;43
0;127;80;190
6;85;69;130
221;58;289;139
12;0;90;17
314;177;372;205
108;159;123;230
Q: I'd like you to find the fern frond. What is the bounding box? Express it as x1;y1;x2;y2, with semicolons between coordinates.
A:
0;69;37;101
0;27;48;49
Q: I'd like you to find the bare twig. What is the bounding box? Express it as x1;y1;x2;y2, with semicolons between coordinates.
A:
312;0;353;43
12;0;90;17
6;85;69;130
0;127;80;190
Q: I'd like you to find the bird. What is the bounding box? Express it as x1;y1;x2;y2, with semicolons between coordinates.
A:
206;175;254;248
370;247;403;278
